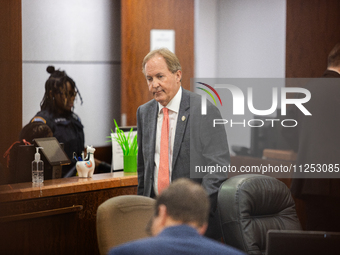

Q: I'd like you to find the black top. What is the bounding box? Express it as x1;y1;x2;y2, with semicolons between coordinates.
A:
31;110;85;176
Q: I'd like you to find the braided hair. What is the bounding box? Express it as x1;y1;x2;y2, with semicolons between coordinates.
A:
40;66;83;113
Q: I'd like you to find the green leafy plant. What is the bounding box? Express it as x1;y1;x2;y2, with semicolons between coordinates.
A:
106;119;138;156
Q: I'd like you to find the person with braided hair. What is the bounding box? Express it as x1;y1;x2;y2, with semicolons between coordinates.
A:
30;66;85;177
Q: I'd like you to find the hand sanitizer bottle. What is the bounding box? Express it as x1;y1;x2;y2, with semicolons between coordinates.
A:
32;147;44;183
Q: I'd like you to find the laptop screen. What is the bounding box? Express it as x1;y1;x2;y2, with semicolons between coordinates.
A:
266;230;340;255
34;137;71;166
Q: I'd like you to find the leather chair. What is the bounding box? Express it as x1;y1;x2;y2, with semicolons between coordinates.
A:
96;195;155;255
218;174;301;255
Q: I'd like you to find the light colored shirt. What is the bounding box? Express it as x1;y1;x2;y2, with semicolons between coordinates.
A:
153;86;182;195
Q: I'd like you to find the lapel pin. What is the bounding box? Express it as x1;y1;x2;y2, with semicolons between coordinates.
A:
182;116;186;121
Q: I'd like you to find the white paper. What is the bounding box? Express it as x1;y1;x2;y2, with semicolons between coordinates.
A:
150;29;175;53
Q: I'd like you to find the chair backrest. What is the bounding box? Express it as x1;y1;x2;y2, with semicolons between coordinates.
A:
96;195;155;255
218;174;301;255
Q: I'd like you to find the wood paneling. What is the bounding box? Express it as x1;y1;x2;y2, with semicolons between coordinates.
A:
0;172;138;254
0;0;22;168
121;0;194;125
95;145;112;164
285;0;340;227
0;187;137;254
286;0;340;78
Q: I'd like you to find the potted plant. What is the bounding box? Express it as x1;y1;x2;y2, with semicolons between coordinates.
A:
107;120;138;172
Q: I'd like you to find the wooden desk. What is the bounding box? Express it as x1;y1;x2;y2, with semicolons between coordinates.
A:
0;172;138;255
0;153;305;254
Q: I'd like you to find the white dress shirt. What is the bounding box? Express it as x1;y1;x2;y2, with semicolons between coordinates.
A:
153;86;182;195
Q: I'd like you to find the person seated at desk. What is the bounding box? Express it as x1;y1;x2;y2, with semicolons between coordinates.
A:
30;66;110;177
108;178;246;255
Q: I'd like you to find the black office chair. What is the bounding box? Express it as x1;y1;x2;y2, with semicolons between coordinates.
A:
218;174;301;255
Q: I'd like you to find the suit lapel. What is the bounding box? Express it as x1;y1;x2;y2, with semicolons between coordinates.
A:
148;101;158;168
172;89;190;169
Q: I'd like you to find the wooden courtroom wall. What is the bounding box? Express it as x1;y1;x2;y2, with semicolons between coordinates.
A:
0;0;22;170
0;184;137;254
286;0;340;78
2;0;340;163
285;0;340;227
121;0;194;126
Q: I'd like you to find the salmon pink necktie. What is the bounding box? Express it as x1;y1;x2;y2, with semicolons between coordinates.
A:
158;107;169;194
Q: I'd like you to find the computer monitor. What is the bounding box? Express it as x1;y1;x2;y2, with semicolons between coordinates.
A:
13;138;70;183
34;137;70;166
250;109;290;157
266;230;340;255
232;109;290;158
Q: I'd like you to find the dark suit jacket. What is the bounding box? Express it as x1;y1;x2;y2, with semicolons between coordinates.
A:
136;88;230;205
282;70;340;198
108;225;246;255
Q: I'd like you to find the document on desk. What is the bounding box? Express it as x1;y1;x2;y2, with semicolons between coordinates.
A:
111;131;137;171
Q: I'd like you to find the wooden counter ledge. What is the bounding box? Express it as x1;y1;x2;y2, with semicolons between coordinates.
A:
0;171;138;203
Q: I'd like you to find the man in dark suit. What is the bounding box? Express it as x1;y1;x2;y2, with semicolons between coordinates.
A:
137;48;230;239
108;178;245;255
282;43;340;231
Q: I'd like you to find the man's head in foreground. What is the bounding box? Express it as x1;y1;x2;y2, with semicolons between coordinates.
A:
327;43;340;73
149;178;210;236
